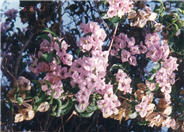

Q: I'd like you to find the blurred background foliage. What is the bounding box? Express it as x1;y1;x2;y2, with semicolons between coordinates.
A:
1;0;184;131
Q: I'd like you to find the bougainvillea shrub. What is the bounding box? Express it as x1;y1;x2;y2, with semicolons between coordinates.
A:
2;0;184;131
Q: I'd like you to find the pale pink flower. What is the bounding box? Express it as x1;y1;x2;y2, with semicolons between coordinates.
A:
79;22;106;52
36;62;50;73
121;49;131;62
139;42;147;54
107;7;117;18
61;53;73;66
146;45;162;62
41;84;48;92
160;40;170;60
97;84;120;118
116;69;132;94
135;94;153;118
163;106;172;116
129;56;137;66
59;67;69;79
78;36;93;51
61;41;69;50
164;93;171;104
163;56;178;73
107;0;133;18
130;45;140;55
145;80;156;91
76;89;91;110
40;39;51;52
145;33;160;48
161;85;172;94
127;37;135;48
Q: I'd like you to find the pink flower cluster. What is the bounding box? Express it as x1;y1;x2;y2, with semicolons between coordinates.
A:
107;0;133;18
143;33;178;109
70;22;120;117
30;35;73;74
78;22;106;52
97;84;121;118
111;33;147;66
135;94;154;118
70;51;109;110
42;71;64;99
29;35;72;98
39;35;73;66
115;69;132;94
111;32;171;67
145;33;170;62
155;56;178;96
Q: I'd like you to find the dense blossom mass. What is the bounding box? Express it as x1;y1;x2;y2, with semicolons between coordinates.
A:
27;20;179;129
72;22;121;116
4;1;183;131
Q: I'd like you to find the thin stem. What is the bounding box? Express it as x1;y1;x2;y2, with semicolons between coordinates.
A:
108;23;119;52
1;66;16;81
65;112;74;124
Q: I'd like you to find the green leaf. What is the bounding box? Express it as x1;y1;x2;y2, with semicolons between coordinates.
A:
39;34;51;43
76;49;81;56
42;53;53;62
80;111;94;118
43;28;56;37
56;99;62;117
61;98;73;116
50;112;56;116
173;24;179;32
87;103;98;112
49;90;55;105
39;51;56;63
55;39;62;49
110;16;119;24
16;97;23;105
154;84;160;91
54;55;61;64
50;104;57;116
34;96;40;103
75;104;85;113
33;96;46;111
61;98;72;109
138;120;149;126
110;64;124;72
